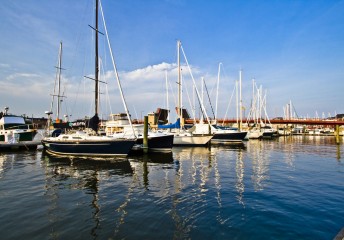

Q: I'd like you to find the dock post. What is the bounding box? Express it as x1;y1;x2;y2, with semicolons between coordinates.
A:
335;125;340;145
143;115;148;153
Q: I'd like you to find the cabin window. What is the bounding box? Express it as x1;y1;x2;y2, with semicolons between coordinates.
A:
4;123;27;130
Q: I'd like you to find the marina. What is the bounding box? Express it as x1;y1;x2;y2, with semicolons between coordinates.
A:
1;0;344;239
0;135;343;239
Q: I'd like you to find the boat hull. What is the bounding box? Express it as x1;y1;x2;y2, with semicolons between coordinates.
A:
211;132;247;143
0;129;37;141
262;131;276;138
41;138;136;157
0;129;39;151
136;134;174;152
173;134;212;146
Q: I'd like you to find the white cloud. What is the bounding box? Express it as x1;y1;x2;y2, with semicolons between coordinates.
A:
5;73;39;81
0;62;271;119
103;62;238;120
121;62;176;82
0;63;10;68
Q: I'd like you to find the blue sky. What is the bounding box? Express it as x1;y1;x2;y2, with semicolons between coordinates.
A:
1;0;344;121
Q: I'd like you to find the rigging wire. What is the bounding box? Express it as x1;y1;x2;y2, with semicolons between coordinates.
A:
99;0;136;138
202;78;215;119
180;43;211;125
222;85;235;126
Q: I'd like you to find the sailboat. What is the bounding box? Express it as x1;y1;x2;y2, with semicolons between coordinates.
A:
45;41;71;137
105;113;174;153
41;0;136;157
191;66;247;143
246;79;277;139
158;40;212;146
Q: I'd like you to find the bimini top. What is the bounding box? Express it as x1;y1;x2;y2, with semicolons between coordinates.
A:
158;118;180;129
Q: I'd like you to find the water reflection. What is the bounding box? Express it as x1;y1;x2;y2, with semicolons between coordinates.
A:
285;135;343;159
172;146;212;191
212;144;247;206
41;152;133;177
0;153;13;177
0;151;38;177
235;148;245;205
170;147;213;238
41;152;133;239
128;152;174;189
34;137;344;239
247;140;271;191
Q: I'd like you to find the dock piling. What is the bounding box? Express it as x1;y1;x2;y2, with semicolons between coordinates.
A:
143;116;148;153
335;125;340;145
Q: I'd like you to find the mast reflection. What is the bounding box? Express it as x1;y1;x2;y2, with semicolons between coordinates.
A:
171;146;213;239
248;140;270;191
235;148;245;205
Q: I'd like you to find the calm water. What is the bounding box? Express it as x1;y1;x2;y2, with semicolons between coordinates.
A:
0;136;343;240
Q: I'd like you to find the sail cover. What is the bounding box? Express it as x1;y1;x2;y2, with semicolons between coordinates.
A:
89;114;100;132
158;118;180;129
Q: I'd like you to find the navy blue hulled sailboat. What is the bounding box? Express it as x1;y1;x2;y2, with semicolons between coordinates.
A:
42;0;136;157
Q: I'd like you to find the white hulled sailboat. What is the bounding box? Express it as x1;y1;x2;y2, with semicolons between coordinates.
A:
158;40;212;146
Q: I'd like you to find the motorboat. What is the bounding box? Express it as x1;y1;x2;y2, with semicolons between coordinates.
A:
0;107;40;151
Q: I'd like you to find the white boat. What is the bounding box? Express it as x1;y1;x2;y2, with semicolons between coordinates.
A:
188;64;247;144
246;80;278;139
248;125;278;139
278;127;291;136
291;125;305;135
41;0;136;157
0;107;40;151
158;119;212;146
190;123;247;143
171;129;213;146
247;127;263;139
157;41;212;146
261;125;278;138
308;128;325;135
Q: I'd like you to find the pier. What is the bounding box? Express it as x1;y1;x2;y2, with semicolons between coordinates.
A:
185;118;344;144
185;118;344;126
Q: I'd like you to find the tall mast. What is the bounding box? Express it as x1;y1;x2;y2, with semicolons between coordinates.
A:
252;79;256;123
236;79;238;126
165;70;169;123
99;0;136;137
56;41;63;120
95;0;99;115
239;68;243;131
215;62;222;122
177;40;182;122
201;77;204;123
